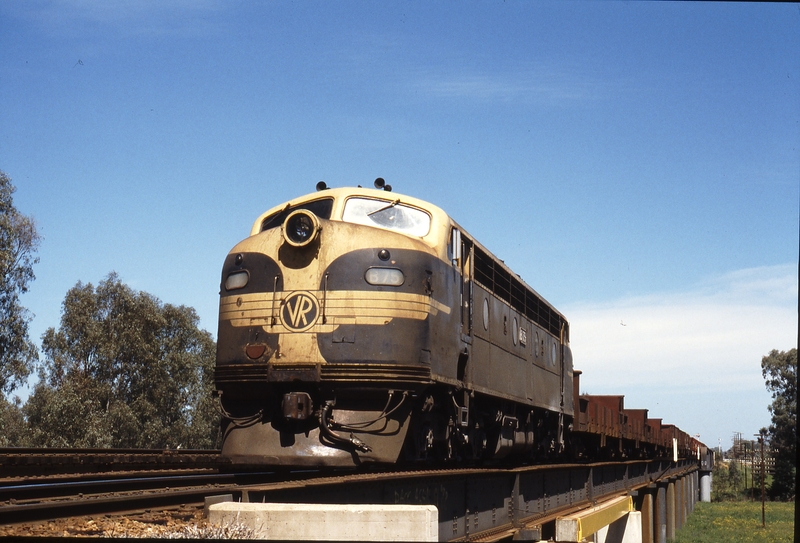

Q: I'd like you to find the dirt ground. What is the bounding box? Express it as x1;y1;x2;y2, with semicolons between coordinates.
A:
0;507;226;538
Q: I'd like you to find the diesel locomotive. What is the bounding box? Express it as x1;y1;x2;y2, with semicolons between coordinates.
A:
214;180;703;467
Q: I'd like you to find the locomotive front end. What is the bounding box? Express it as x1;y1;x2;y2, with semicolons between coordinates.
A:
215;187;449;467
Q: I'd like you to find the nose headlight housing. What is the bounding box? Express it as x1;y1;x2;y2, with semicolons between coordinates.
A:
283;209;321;247
224;270;249;291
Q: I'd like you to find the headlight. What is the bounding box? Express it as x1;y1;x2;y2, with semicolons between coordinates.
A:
365;267;404;287
283;209;321;247
225;271;249;291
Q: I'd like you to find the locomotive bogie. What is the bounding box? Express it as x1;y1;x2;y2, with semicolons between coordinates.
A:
220;390;416;467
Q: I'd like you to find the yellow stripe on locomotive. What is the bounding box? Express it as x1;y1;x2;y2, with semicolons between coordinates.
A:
221;290;451;331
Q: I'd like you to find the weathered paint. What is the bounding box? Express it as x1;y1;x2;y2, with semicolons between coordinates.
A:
215;186;574;466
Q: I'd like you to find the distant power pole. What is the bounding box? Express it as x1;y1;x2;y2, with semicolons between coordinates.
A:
757;430;767;529
750;441;755;500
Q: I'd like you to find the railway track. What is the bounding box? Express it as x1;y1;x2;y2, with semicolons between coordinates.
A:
0;470;296;525
0;448;224;479
0;448;329;525
0;451;699;541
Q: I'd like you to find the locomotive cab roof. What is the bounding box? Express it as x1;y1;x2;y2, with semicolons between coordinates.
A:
250;186;453;246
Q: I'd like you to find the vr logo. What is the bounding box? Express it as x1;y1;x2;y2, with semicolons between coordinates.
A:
281;291;320;332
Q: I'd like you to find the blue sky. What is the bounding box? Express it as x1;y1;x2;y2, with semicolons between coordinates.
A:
1;1;797;450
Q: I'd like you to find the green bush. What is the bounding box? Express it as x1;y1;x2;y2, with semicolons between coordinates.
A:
712;460;748;502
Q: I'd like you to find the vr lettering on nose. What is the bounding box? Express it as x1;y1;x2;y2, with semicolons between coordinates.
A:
281;291;320;332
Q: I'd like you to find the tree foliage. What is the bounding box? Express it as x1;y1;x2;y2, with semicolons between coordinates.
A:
0;395;30;447
0;170;40;394
761;348;796;501
711;458;748;502
25;273;219;448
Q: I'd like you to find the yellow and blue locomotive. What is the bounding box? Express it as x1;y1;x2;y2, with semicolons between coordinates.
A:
215;180;573;467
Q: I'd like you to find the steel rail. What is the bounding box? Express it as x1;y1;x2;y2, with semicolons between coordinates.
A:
0;471;277;503
0;484;218;525
0;448;221;455
0;467;219;487
0;448;224;479
0;469;331;525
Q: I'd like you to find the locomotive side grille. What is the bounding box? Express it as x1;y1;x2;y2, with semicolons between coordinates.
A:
474;246;567;339
319;364;432;384
215;364;272;383
216;363;431;385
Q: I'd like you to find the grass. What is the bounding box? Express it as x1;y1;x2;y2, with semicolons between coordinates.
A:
674;501;795;543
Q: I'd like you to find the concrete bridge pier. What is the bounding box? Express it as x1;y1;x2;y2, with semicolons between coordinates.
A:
653;480;668;543
636;485;657;543
666;478;676;541
677;476;686;531
699;470;712;502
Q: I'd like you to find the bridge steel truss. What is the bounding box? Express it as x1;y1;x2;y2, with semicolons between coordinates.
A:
233;458;700;542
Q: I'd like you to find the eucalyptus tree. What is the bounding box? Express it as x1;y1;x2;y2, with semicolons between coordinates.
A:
0;396;29;447
0;170;40;394
761;348;797;501
27;273;219;448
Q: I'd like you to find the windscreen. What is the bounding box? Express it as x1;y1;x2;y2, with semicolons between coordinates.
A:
342;198;431;237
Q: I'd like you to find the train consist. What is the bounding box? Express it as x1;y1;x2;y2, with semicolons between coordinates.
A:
214;180;705;467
